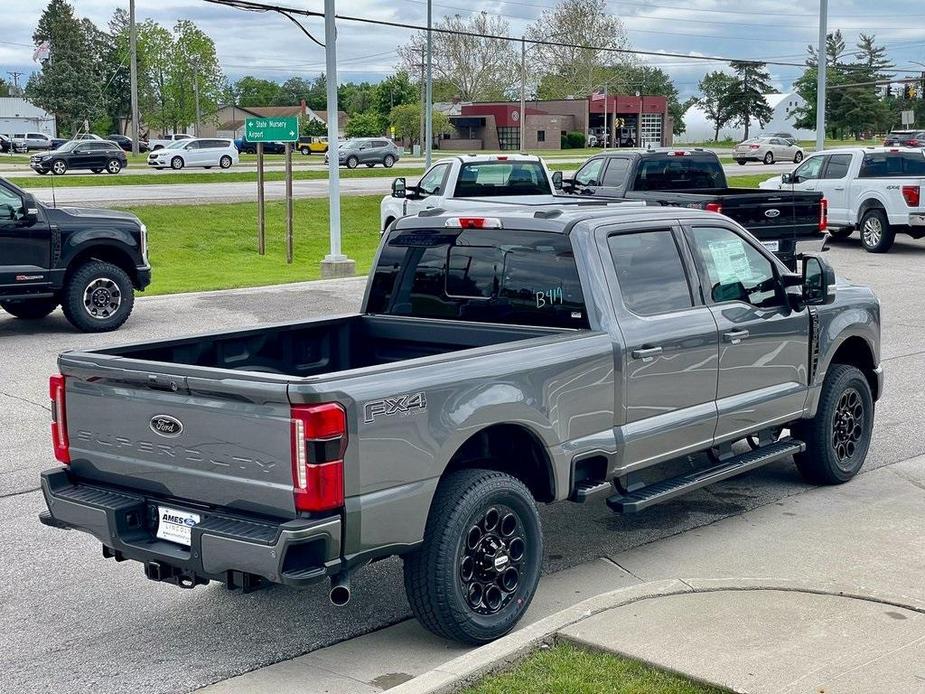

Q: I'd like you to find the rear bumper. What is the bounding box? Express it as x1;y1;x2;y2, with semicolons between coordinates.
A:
39;468;342;588
908;213;925;227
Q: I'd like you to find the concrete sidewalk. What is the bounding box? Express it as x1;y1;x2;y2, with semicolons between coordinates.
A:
200;455;925;694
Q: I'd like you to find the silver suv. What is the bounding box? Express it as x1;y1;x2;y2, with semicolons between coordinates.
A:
326;137;401;169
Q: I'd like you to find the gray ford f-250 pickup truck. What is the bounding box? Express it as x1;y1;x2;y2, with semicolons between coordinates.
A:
39;204;882;644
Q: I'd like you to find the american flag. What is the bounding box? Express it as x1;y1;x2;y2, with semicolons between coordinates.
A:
33;41;50;62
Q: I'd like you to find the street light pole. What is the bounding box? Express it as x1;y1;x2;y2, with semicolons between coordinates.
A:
129;0;139;156
424;0;433;167
519;36;526;152
815;0;828;152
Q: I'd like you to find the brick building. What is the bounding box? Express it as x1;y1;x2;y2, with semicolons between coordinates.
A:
437;95;672;151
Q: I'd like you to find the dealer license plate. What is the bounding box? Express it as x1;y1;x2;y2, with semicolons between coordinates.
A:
156;506;200;547
761;240;780;252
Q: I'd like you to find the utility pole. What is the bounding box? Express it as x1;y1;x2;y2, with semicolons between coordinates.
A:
7;72;22;96
519;37;526;152
603;84;608;149
815;0;828;152
424;0;433;167
320;0;354;277
419;46;425;157
129;0;140;155
192;59;202;137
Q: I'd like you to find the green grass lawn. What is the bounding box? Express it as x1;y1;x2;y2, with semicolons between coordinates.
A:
726;173;778;188
127;195;382;296
461;642;728;694
20;165;424;189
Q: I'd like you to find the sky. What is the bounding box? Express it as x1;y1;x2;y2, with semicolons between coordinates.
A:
3;0;925;100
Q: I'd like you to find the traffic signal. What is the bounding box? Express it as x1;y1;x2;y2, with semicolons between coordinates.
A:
903;84;911;100
911;85;919;100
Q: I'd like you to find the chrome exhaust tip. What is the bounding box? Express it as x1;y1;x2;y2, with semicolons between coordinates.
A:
329;573;351;606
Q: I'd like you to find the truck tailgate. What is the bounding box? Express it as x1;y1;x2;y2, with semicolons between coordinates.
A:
59;354;299;519
718;189;824;242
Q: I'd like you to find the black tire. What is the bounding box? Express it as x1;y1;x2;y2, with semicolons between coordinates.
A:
403;468;543;645
792;364;873;485
300;146;310;155
859;208;894;253
346;156;358;169
384;154;395;168
61;261;135;332
736;160;746;166
763;151;774;165
365;162;375;168
170;156;184;170
828;227;854;240
91;168;102;174
51;159;67;176
204;166;212;169
219;155;233;169
36;169;48;175
106;158;122;174
794;151;804;163
1;298;58;320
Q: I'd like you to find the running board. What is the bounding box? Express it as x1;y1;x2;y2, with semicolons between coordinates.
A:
571;480;613;503
606;439;805;514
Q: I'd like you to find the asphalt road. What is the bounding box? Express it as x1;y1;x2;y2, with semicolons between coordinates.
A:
2;236;922;693
19;161;794;207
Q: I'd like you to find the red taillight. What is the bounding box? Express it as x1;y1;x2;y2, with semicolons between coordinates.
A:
749;144;760;149
820;198;828;231
705;202;723;214
49;374;69;463
909;139;921;147
902;185;920;207
290;403;346;512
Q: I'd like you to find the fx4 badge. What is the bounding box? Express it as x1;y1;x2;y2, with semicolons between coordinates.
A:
364;392;427;423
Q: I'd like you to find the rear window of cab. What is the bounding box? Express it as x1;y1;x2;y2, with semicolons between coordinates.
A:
860;152;925;177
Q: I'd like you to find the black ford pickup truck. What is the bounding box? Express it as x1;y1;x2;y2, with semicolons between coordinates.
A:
562;149;826;269
0;177;150;331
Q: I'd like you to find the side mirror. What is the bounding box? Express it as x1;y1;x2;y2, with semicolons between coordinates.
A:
781;172;794;184
802;254;836;305
560;177;575;193
551;171;563;190
391;177;407;198
21;194;38;223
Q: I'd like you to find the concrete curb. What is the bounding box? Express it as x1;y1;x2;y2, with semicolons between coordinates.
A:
136;275;366;302
389;577;925;694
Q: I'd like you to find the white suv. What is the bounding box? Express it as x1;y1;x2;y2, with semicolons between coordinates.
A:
147;138;239;170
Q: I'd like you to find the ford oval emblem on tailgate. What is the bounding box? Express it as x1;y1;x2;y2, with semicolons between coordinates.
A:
764;208;781;218
150;415;183;438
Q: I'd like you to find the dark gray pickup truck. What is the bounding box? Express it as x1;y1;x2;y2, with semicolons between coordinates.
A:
40;204;882;644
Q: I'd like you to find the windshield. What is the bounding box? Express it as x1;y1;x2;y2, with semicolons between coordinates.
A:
165;140;189;149
340;140;360;150
453;161;551;197
367;227;588;329
55;141;80;152
632;156;725;191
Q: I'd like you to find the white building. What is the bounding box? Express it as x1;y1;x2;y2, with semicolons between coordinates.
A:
677;92;815;143
0;97;56;136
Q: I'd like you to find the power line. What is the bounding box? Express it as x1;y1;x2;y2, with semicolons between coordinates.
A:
202;0;807;67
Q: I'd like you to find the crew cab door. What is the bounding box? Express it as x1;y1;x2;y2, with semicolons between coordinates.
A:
0;183;51;293
815;153;853;225
404;162;450;215
683;223;809;442
598;223;719;469
788;154;827;192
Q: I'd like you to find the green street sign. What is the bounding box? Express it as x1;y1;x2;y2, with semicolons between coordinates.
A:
244;116;299;143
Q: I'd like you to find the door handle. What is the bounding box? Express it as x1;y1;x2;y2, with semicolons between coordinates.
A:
631;346;663;361
833;186;845;191
723;329;750;344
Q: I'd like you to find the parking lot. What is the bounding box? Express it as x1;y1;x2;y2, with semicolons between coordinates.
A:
2;233;922;693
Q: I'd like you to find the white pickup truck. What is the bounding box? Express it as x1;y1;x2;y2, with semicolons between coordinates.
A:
760;147;925;252
380;154;568;233
148;133;193;151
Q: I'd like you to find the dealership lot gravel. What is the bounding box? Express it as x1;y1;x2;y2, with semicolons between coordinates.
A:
1;235;923;693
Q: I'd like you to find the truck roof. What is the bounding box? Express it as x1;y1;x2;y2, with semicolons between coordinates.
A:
433;153;545;166
813;146;925;156
393;200;724;234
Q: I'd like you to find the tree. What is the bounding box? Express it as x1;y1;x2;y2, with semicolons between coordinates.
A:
622;65;686;135
233;76;283;107
26;0;107;134
137;20;174;134
275;77;315;106
168;20;224;132
375;71;417;118
300;118;327;137
0;78;9;97
398;13;516;101
725;61;773;140
697;71;737;141
339;81;377;115
345;110;384;137
389;103;452;144
527;0;632;99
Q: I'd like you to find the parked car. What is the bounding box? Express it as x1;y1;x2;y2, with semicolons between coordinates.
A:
0;176;149;331
562;149;826;269
381;154;570;233
734;137;804;165
49;137;69;150
234;138;286;154
148;133;193;151
37;203;881;644
72;133;104;141
30;140;127;175
0;134;11;153
761;146;925;252
12;132;54;153
326;137;400;168
883;130;925;147
107;134;149;153
147;137;238;170
298;135;328;155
